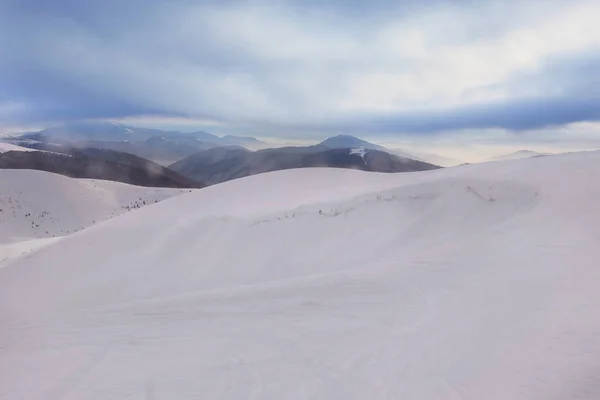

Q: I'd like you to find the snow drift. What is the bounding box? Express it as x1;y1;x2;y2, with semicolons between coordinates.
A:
1;152;600;399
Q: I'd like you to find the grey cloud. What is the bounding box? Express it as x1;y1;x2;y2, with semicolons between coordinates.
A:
1;0;599;136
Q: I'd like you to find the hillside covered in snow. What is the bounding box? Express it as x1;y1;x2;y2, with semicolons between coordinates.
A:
0;142;37;153
0;169;188;244
1;152;600;399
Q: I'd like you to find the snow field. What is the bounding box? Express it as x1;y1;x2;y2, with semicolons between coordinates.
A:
2;152;600;399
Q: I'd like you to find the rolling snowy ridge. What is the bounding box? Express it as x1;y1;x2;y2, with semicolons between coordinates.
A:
1;152;600;399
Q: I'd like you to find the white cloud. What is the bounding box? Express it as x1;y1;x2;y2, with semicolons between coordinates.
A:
2;0;600;147
338;0;600;111
169;0;600;119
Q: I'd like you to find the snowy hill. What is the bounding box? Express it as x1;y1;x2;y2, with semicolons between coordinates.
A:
0;142;37;153
0;237;60;269
0;169;189;244
2;152;600;399
17;122;267;157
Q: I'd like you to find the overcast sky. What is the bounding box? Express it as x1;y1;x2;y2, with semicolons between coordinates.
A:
1;0;599;158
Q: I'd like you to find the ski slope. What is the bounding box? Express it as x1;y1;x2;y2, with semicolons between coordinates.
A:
2;152;600;399
0;169;189;244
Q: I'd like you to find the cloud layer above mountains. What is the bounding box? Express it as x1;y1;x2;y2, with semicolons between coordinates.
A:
2;0;600;141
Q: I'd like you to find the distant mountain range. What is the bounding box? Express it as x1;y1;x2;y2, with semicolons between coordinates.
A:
20;121;260;145
0;148;204;188
13;122;266;165
490;150;551;161
10;123;463;166
170;146;439;185
15;134;216;166
2;123;450;187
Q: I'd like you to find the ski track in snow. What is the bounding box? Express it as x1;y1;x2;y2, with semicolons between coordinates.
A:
2;153;600;399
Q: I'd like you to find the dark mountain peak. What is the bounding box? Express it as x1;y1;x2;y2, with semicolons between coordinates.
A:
170;145;439;186
170;146;250;166
318;135;387;151
330;134;359;140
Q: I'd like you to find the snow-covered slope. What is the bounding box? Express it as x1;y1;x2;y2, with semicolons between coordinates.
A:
0;237;61;268
2;152;600;399
0;169;189;244
0;142;36;153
